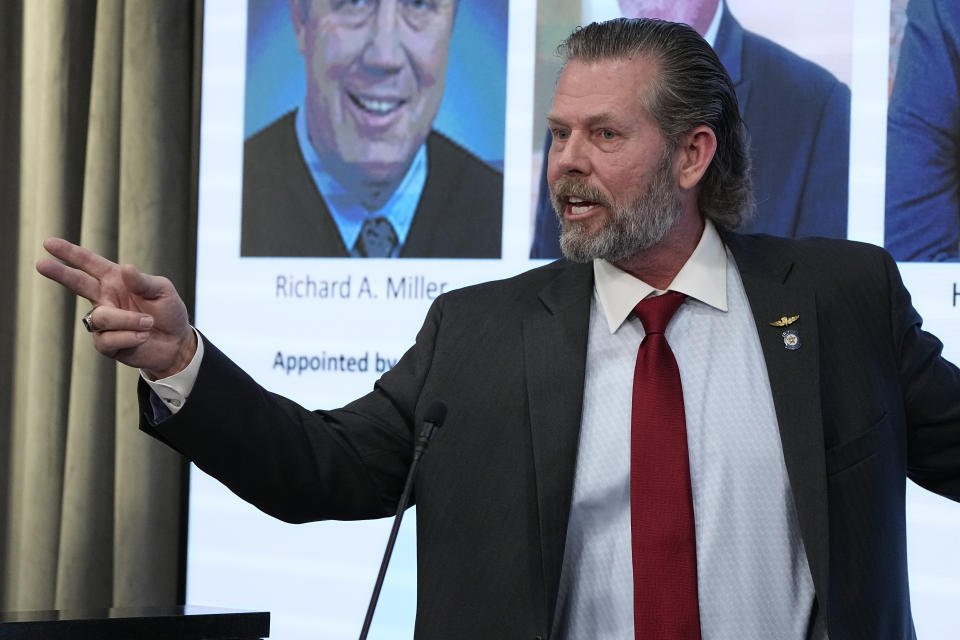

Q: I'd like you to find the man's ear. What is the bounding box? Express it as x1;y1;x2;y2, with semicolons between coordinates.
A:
289;0;308;55
674;125;717;191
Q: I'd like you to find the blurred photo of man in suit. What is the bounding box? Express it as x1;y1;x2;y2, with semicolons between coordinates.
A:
885;0;960;261
241;0;503;258
531;0;851;258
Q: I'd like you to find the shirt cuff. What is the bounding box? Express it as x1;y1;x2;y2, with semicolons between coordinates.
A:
141;328;205;416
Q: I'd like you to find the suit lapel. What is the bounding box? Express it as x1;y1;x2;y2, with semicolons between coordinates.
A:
522;261;593;626
726;234;831;617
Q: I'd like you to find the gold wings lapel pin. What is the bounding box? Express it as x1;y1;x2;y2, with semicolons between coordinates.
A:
769;315;799;327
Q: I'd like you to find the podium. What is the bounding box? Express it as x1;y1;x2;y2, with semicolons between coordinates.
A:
0;605;269;639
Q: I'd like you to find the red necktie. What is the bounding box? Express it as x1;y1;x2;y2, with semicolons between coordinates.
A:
630;291;701;639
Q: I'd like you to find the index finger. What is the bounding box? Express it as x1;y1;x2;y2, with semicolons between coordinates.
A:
42;237;119;280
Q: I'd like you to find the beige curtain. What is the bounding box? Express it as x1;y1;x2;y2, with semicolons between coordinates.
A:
0;0;201;611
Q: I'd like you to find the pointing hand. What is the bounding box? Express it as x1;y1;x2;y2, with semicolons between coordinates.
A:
36;237;196;379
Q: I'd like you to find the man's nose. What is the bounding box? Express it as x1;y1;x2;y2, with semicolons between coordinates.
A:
550;133;592;177
362;0;404;71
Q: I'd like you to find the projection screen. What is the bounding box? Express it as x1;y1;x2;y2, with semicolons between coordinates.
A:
190;0;960;637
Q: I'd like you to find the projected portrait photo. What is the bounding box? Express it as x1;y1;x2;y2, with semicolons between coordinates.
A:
240;0;507;258
885;0;960;262
529;0;853;259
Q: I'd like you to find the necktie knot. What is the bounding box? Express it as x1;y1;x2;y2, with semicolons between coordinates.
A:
351;216;399;258
632;290;685;335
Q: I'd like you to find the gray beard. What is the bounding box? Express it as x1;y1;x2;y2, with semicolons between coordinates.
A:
552;155;683;264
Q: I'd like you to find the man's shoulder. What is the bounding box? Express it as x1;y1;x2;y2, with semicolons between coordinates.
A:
240;111;342;257
426;131;502;183
242;111;304;183
440;260;591;312
738;25;846;97
913;0;960;32
730;231;889;259
404;131;504;258
245;111;298;156
727;232;897;284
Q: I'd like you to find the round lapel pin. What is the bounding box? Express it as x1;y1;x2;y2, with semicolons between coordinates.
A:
782;329;801;350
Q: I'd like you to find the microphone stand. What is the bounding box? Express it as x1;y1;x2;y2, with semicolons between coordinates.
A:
358;402;447;640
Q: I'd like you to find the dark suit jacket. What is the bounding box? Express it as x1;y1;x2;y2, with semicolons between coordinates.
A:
530;8;851;258
885;0;960;261
143;234;960;639
241;111;503;258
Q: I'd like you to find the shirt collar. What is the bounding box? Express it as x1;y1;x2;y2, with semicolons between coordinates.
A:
593;218;728;333
702;0;725;48
294;106;427;253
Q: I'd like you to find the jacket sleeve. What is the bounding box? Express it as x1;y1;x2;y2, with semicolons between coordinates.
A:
138;296;446;523
886;251;960;499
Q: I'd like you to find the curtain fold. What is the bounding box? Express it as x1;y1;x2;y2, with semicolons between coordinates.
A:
55;0;121;609
0;0;23;608
113;0;195;607
1;0;200;611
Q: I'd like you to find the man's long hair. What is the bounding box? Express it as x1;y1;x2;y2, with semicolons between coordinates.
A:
557;18;754;230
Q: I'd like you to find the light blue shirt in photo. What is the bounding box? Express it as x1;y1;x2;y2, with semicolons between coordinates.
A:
294;106;427;255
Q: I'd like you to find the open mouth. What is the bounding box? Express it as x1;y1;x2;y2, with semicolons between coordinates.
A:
567;196;602;216
348;91;405;115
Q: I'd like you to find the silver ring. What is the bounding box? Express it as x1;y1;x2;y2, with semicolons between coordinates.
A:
81;308;101;333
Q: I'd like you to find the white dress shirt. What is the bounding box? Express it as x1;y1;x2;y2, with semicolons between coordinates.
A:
552;221;820;639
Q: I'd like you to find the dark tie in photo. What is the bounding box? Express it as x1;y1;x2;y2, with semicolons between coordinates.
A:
351;216;399;258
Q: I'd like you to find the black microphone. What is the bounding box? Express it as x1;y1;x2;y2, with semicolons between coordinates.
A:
358;400;447;640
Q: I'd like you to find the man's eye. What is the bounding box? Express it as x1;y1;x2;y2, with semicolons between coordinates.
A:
332;0;376;25
401;0;440;29
333;0;375;14
601;129;616;140
402;0;437;11
552;129;569;141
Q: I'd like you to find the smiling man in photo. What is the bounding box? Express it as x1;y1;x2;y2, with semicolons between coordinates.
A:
240;0;503;258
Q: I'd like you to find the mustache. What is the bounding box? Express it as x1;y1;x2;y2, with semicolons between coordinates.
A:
550;178;612;211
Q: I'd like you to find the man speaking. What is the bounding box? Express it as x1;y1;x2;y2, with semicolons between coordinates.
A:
241;0;503;258
38;18;960;640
